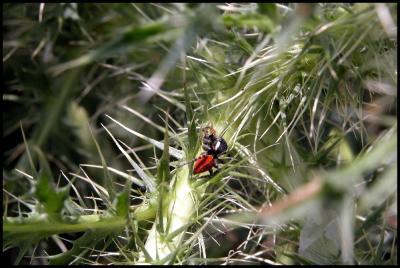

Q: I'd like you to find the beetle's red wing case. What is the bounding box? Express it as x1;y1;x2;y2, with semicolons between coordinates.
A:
193;154;215;174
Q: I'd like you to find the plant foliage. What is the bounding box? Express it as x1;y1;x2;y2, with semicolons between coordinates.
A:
3;3;397;265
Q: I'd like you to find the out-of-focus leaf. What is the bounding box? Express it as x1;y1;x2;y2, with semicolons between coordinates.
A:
49;21;172;75
34;69;80;147
298;207;341;264
221;13;275;33
88;122;115;203
258;3;279;22
66;101;96;154
358;164;397;212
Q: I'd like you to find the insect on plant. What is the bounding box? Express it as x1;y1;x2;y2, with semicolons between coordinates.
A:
193;126;228;176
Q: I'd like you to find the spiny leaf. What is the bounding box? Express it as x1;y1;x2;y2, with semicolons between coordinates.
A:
20;122;37;178
122;105;175;137
134;226;153;263
156;114;170;234
183;83;193;122
105;114;184;160
34;169;69;217
157;114;171;185
80;164;144;188
101;123;156;193
48;230;114;265
33;145;52;183
88;123;116;201
14;243;31;265
183;81;199;162
33;148;69;217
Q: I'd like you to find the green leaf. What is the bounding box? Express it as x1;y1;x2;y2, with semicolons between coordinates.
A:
135;228;153;262
156;114;171;234
19;122;38;178
298;208;342;264
358;164;397;212
102;123;157;193
33;147;69;217
183;82;199;162
34;69;80;147
66;101;97;154
88;123;116;203
105;114;184;160
221;13;275;33
14;244;31;265
115;182;130;218
34;169;69;217
48;230;111;265
157;115;171;185
258;3;279;22
49;21;171;75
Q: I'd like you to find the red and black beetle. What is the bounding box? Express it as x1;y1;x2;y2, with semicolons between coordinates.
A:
193;126;228;176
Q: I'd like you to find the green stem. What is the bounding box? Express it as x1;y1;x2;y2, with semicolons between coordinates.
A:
4;215;126;235
139;121;231;264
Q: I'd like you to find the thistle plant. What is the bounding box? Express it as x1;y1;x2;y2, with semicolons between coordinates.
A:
3;3;397;265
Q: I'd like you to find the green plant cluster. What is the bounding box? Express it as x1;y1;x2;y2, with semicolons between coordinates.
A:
3;3;397;265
